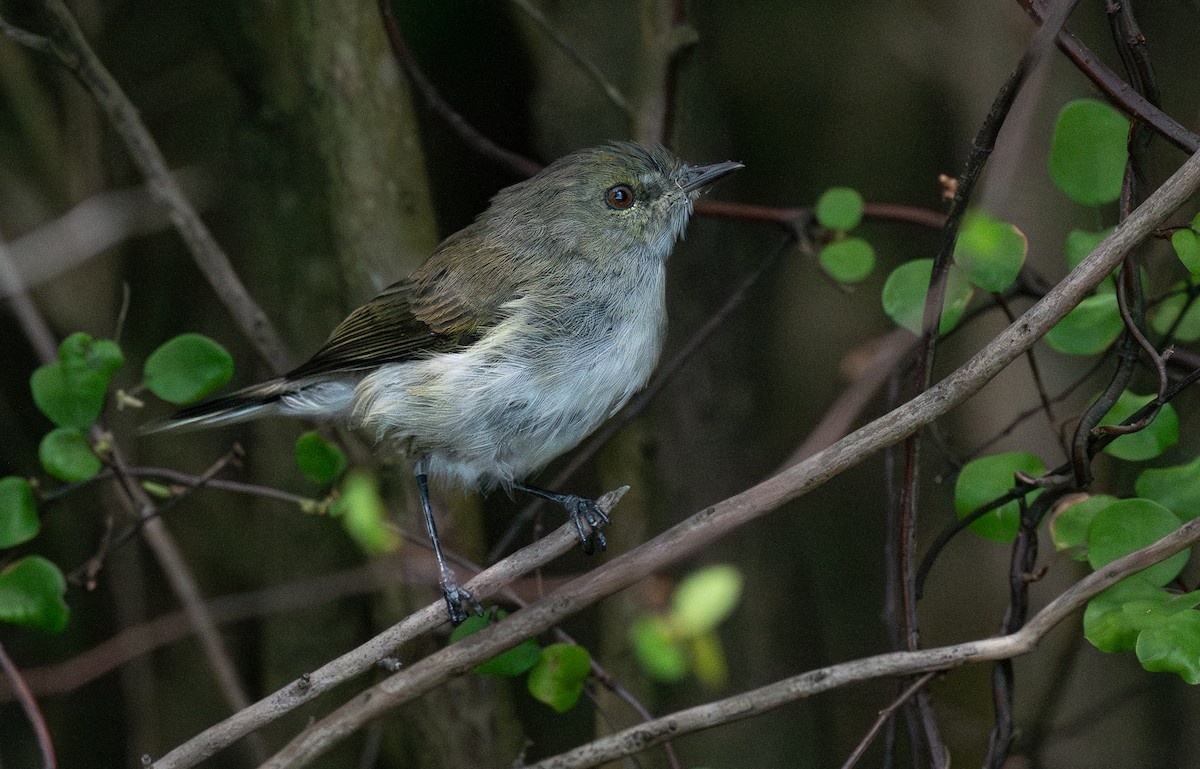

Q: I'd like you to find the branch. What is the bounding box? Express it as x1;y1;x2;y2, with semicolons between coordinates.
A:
1016;0;1200;153
150;522;586;769
36;0;292;373
0;641;56;769
247;145;1200;769
527;515;1200;769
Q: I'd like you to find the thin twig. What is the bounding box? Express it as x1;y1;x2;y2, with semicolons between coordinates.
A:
1015;0;1199;153
840;672;940;769
506;0;631;112
0;641;57;769
376;0;541;177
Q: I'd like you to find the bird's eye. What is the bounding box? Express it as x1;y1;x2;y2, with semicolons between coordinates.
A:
605;184;635;210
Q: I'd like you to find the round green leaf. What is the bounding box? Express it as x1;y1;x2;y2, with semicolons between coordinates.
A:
630;615;688;682
39;427;102;483
1135;610;1200;683
1172;228;1200;275
330;470;400;554
1049;494;1117;558
1087;498;1189;587
527;643;591;712
814;187;865;231
954;451;1046;542
881;260;974;335
671;564;743;637
1151;284;1200;342
30;333;125;428
0;476;39;548
448;612;541;676
295;432;347;485
1084;578;1170;653
0;555;69;632
952;210;1027;292
1048;99;1129;206
1100;390;1178;461
819;237;875;283
1135;455;1200;522
1044;293;1123;356
144;333;234;405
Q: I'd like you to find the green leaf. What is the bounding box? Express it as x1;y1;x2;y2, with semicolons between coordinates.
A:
1150;284;1200;342
1100;390;1178;461
881;260;974;335
690;632;729;689
954;451;1046;543
1084;578;1166;652
1044;293;1123;356
1049;494;1117;558
448;612;541;676
818;237;875;283
0;556;69;632
144;333;234;405
1048;99;1129;206
1172;228;1200;275
630;615;689;682
39;427;102;483
1136;456;1200;521
671;564;743;637
1136;610;1200;683
330;470;400;554
30;333;125;428
295;432;347;485
527;643;591;712
0;477;39;548
814;187;865;231
952;210;1027;292
1087;498;1189;587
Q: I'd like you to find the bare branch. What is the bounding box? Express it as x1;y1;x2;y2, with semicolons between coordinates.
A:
38;0;292;373
525;515;1200;769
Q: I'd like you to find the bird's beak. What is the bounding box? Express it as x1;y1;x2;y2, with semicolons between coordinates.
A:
679;159;744;193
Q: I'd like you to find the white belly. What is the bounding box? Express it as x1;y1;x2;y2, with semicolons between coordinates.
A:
351;275;666;490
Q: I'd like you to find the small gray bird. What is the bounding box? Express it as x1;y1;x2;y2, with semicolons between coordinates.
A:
152;142;741;622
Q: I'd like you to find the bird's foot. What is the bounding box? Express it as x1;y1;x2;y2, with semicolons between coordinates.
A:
440;579;482;625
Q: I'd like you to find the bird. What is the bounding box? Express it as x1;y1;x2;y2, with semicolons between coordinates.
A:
149;141;742;623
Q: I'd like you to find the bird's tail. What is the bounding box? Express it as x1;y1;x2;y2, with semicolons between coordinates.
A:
140;379;295;435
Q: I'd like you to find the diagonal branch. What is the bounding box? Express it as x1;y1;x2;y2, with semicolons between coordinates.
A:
32;0;292;373
527;514;1200;769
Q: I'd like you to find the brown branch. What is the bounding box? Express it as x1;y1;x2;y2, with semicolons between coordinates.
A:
36;0;292;374
525;515;1200;769
150;521;589;769
376;0;541;177
0;641;57;769
1016;0;1200;153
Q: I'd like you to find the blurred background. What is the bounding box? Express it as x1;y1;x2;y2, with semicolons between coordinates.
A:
1;0;1199;767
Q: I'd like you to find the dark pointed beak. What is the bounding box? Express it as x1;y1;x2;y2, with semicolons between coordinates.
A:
679;159;743;193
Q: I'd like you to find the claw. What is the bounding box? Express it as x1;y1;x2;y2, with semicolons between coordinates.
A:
441;581;482;625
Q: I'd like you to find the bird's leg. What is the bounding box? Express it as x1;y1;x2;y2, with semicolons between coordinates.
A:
512;482;609;555
414;460;480;624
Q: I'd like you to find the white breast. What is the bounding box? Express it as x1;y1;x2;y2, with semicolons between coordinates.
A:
352;265;667;491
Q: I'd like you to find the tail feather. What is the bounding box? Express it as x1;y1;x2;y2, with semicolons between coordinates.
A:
140;380;293;435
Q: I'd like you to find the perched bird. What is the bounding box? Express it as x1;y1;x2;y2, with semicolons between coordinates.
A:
151;142;741;622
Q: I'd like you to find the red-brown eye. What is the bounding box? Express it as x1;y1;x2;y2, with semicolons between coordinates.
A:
605;183;635;210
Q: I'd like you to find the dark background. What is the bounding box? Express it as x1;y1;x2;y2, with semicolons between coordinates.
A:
1;1;1199;767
